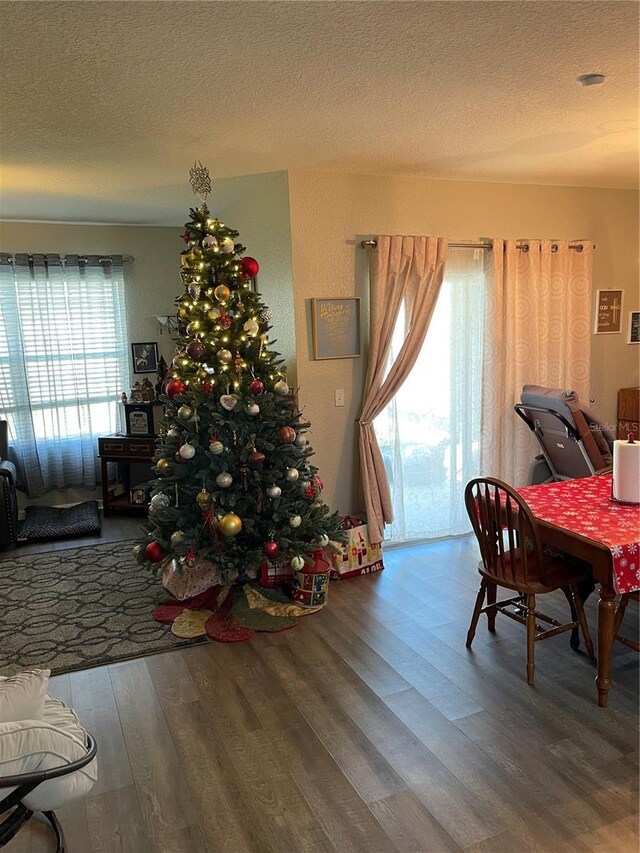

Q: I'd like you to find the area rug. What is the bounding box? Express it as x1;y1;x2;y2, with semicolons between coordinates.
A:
0;540;205;676
20;500;102;542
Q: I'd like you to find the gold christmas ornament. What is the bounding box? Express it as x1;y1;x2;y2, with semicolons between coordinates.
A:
173;354;190;370
219;513;242;537
196;489;213;511
214;284;231;302
186;320;202;334
274;380;289;396
156;458;171;472
217;349;233;364
177;404;195;420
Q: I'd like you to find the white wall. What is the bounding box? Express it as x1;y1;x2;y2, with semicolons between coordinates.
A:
286;169;639;516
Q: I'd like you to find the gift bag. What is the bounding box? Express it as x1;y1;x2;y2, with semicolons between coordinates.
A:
162;557;219;601
326;516;384;580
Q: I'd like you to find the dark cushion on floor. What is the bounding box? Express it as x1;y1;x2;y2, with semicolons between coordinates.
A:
20;501;101;542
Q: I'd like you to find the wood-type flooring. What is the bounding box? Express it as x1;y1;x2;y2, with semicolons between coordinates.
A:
7;531;639;852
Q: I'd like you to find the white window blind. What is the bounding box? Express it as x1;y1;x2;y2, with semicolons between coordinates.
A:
0;253;129;495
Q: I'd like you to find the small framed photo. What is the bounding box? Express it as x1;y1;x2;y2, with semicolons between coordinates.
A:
131;342;159;374
311;297;361;360
628;311;640;345
594;290;624;334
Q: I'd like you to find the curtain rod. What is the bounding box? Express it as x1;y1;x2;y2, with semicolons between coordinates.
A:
360;240;592;252
2;255;134;264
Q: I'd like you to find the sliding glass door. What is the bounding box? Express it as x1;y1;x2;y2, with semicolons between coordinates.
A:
374;249;485;543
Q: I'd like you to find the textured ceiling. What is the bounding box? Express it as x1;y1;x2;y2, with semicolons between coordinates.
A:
0;0;638;225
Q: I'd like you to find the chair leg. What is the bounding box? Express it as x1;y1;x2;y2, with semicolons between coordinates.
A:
467;579;487;648
486;582;497;632
526;593;536;685
561;585;581;650
572;585;596;660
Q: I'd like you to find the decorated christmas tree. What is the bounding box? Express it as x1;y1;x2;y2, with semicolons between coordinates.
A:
134;164;342;586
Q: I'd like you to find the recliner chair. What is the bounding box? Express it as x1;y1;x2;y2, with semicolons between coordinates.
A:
514;385;614;484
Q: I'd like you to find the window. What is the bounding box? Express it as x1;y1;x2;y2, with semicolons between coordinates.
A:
0;254;129;495
375;249;485;543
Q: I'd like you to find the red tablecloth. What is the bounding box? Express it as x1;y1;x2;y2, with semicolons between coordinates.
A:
518;475;640;594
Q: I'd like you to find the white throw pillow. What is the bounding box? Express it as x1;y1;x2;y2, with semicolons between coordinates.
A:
0;669;50;724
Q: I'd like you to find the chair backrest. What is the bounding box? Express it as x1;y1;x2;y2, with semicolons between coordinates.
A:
464;477;546;588
515;385;611;480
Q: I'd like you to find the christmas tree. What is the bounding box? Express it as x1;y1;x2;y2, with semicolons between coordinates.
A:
134;163;342;586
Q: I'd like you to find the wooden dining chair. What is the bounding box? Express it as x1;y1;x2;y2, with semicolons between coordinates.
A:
464;477;595;685
613;592;639;652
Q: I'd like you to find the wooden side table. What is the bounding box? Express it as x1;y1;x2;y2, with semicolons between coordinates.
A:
98;435;156;516
617;387;640;440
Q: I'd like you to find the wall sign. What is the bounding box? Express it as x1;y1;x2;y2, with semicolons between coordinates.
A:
628;311;640;345
311;298;361;360
594;289;624;334
131;341;159;373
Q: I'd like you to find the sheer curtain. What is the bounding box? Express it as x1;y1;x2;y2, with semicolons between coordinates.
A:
0;254;129;496
480;240;593;485
375;249;485;543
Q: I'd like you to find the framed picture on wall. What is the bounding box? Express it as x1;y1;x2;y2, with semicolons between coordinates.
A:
131;341;159;374
628;311;640;345
594;289;624;334
311;298;361;360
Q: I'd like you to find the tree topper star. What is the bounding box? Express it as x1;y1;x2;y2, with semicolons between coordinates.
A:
189;161;212;202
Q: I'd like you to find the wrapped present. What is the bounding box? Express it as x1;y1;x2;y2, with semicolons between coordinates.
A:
259;556;293;588
326;516;384;580
162;557;219;601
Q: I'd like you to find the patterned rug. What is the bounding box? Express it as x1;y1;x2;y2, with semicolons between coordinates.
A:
0;540;204;675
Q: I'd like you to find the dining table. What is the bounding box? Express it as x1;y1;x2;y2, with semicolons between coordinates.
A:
516;473;640;707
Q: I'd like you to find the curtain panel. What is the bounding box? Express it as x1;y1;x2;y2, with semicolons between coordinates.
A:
0;254;129;496
358;235;448;544
480;240;593;486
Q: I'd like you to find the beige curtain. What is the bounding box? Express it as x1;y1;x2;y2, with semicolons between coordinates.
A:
358;235;448;544
481;240;593;486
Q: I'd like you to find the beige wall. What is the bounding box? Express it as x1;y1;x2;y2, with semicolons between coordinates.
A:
287;169;639;516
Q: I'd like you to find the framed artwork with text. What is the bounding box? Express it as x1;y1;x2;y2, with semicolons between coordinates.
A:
311;298;361;360
594;289;624;334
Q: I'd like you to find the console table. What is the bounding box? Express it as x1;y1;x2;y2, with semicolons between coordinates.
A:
98;435;156;516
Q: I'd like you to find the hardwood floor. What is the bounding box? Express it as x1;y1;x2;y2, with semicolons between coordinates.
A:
8;534;639;852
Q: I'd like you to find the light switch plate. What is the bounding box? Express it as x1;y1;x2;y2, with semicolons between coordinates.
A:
334;389;345;407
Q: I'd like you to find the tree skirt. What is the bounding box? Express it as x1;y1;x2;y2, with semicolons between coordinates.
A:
20;501;101;542
154;583;322;643
0;540;205;675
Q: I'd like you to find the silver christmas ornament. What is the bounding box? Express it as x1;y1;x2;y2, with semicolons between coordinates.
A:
285;467;299;482
290;555;305;570
245;403;260;417
170;530;186;548
219;236;235;254
150;493;170;509
289;515;302;528
167;427;181;439
294;433;307;448
178;405;195;421
216;472;233;488
243;318;259;337
274;380;289;396
202;235;218;251
266;485;282;499
188;283;201;301
317;534;330;547
179;443;196;459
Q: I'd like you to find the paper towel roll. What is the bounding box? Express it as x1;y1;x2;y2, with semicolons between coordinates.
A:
612;438;640;504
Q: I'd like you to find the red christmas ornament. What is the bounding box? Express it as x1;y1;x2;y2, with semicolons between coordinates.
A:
200;380;214;394
182;230;191;244
219;313;233;330
145;542;164;563
166;379;187;399
304;474;324;500
186;340;206;360
249;379;265;396
263;540;279;558
279;426;296;444
240;257;260;279
247;450;266;468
